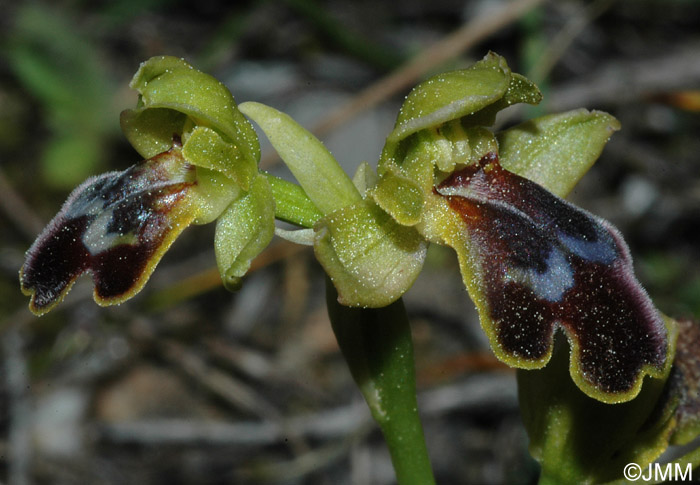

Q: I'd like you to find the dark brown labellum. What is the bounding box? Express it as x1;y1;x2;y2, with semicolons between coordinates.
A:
436;153;667;398
20;145;196;315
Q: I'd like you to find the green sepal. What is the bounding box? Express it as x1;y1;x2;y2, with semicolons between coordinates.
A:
314;199;427;307
518;320;678;485
497;109;621;198
378;55;507;176
239;101;360;216
120;55;259;168
214;174;275;291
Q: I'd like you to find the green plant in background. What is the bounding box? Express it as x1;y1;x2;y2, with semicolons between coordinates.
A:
18;54;700;484
5;5;118;189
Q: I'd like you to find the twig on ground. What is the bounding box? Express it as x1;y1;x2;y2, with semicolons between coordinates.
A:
159;339;284;421
233;428;370;483
259;0;546;168
547;44;700;111
158;338;312;455
527;0;617;84
310;0;546;137
203;337;331;401
97;373;517;446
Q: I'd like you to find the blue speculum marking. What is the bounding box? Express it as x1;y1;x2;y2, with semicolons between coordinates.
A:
557;227;617;265
20;144;196;315
505;248;574;302
436;152;667;396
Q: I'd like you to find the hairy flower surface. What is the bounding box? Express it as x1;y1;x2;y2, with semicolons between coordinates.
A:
21;141;198;315
434;152;668;401
20;56;278;315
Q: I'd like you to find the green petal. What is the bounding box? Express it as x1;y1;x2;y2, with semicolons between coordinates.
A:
121;56;259;167
463;72;542;127
497;109;621;198
387;52;510;144
183;125;257;191
214;174;275;290
314;200;427;307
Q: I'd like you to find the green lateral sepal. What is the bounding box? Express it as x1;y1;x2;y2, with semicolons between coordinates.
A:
215;174;275;291
314;199;427;307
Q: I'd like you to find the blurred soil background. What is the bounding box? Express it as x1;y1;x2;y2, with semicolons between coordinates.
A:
1;0;699;483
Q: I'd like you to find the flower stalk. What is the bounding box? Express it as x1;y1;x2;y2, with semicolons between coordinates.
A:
326;278;436;485
19;52;698;484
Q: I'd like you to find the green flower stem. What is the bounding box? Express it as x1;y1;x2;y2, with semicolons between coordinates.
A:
325;277;436;485
263;172;322;228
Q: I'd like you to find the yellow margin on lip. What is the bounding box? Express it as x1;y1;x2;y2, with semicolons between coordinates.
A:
420;190;676;404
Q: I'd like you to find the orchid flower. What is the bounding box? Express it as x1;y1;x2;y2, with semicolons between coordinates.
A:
21;56;275;314
19;53;698;485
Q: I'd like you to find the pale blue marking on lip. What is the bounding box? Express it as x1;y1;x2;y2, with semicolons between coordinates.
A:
504;248;574;302
558;228;617;265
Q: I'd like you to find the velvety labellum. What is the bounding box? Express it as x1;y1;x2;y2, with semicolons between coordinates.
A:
436;153;667;398
20;143;197;315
